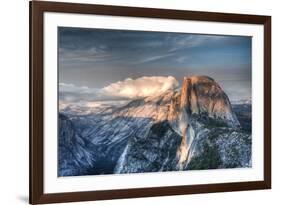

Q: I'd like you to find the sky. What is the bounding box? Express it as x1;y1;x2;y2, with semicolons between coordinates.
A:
58;27;252;103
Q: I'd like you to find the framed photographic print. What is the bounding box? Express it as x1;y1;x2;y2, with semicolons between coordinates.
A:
29;1;271;204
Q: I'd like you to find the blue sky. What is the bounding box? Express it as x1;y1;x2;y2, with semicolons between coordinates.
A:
58;27;252;102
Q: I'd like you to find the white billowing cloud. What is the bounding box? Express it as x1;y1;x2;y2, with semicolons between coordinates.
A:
59;76;179;103
101;76;179;99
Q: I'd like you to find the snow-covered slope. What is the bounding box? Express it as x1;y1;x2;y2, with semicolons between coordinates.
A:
58;114;96;176
58;76;251;176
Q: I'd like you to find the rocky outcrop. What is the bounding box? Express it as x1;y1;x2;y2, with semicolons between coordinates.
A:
164;76;240;169
58;114;95;176
114;76;246;173
180;76;240;127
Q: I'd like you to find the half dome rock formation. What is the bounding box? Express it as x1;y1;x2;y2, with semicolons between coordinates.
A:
167;76;241;169
59;76;251;176
180;76;240;127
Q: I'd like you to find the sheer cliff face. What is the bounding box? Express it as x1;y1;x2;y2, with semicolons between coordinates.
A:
168;76;239;133
179;76;240;127
59;76;251;176
166;76;241;169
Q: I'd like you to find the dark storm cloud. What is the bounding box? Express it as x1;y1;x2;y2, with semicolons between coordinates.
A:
58;27;252;101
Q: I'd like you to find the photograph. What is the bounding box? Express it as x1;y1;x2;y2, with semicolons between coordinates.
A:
58;27;252;177
28;2;272;204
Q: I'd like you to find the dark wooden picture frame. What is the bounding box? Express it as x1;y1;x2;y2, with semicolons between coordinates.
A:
30;1;271;204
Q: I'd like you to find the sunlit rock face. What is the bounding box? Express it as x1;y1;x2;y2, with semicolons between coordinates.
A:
115;76;249;173
167;76;241;170
59;76;251;176
181;76;240;127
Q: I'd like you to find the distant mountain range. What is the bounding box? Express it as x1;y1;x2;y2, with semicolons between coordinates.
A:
58;76;252;176
231;98;252;105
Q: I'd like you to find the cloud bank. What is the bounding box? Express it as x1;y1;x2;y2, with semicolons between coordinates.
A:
101;76;178;99
59;76;179;104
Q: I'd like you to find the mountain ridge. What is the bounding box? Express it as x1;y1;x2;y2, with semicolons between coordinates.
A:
58;76;251;176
